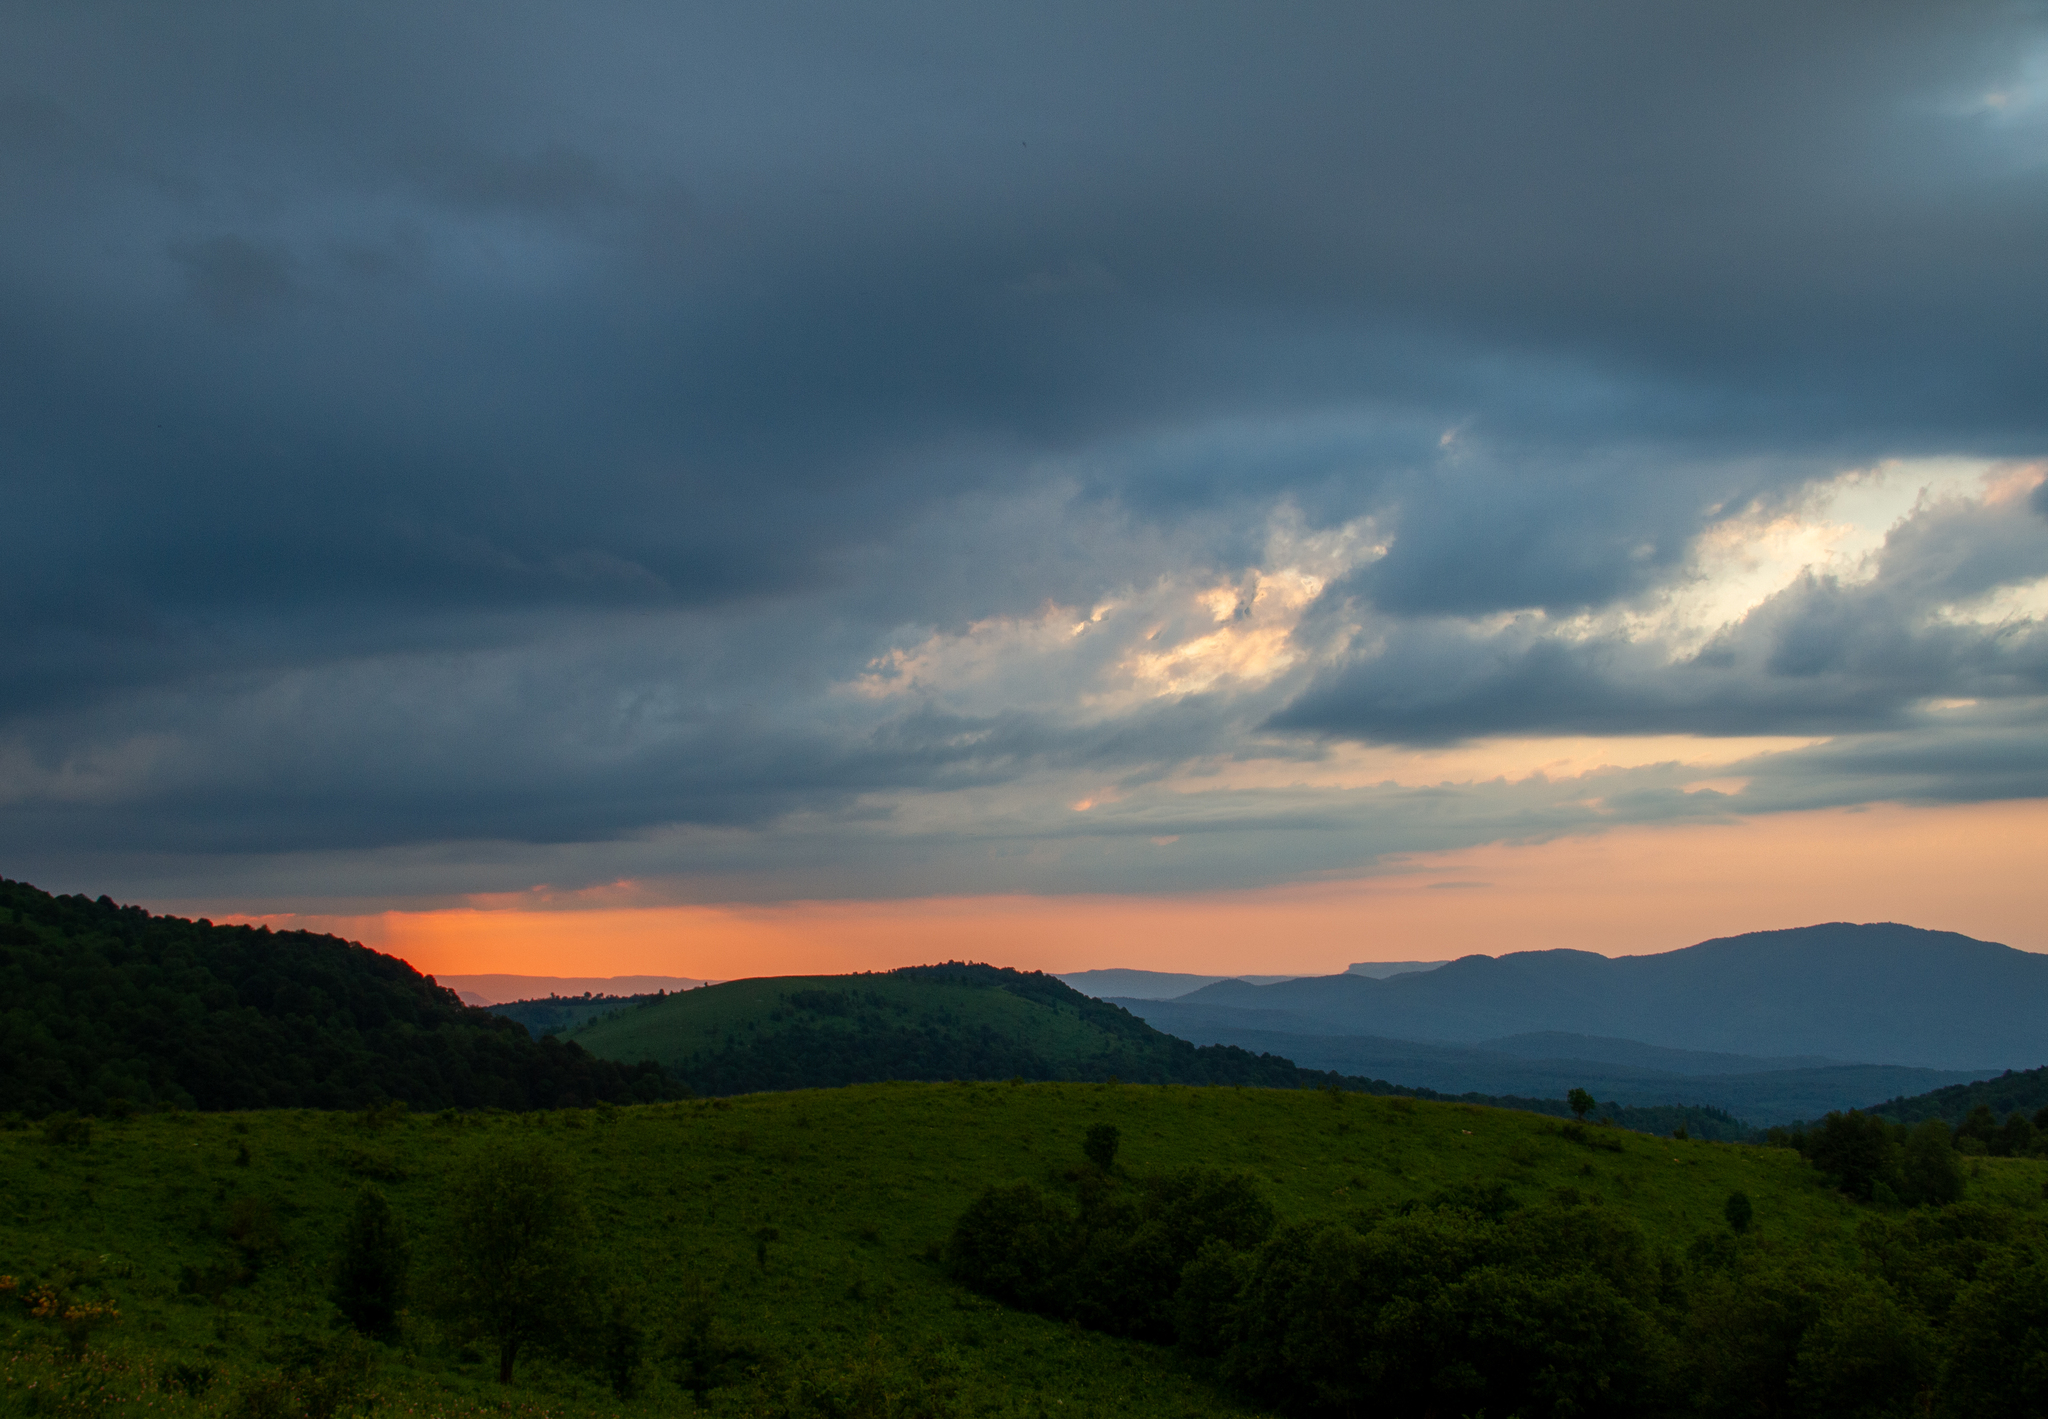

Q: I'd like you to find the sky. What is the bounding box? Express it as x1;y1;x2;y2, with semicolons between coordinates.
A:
4;2;2048;979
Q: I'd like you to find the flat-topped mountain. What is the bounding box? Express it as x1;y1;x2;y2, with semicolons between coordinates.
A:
1129;923;2048;1071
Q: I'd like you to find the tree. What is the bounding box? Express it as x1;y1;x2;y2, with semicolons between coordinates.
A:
332;1186;409;1340
429;1142;592;1383
1567;1088;1595;1122
1084;1123;1121;1171
1954;1103;1999;1154
1803;1111;1900;1202
1897;1119;1962;1207
1723;1191;1753;1234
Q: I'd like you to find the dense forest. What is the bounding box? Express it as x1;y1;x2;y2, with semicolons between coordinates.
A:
949;1112;2048;1418
0;878;675;1116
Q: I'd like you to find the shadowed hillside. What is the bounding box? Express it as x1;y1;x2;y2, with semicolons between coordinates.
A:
0;877;675;1115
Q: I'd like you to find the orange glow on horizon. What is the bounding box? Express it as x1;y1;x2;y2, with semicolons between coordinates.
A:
219;799;2048;981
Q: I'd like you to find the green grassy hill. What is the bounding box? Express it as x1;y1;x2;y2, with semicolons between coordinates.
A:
4;1085;2044;1419
570;963;1756;1138
568;962;1361;1095
12;1081;2048;1408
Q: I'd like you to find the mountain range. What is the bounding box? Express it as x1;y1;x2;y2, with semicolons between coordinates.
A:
1112;923;2048;1071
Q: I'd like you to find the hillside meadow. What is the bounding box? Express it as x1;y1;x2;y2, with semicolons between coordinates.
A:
6;1083;2047;1418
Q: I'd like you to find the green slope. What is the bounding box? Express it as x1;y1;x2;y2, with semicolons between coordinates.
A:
572;963;1756;1138
3;1087;2043;1418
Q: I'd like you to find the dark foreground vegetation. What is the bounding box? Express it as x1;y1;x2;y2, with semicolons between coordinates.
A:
0;878;674;1116
4;1083;2046;1418
949;1103;2048;1417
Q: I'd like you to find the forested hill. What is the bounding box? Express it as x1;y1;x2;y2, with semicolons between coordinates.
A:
1869;1065;2048;1131
0;877;674;1116
566;962;1747;1135
570;962;1340;1095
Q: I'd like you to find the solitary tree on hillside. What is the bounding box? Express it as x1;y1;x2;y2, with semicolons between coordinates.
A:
1567;1088;1595;1122
1723;1191;1753;1234
332;1186;409;1339
429;1142;592;1383
1084;1123;1121;1172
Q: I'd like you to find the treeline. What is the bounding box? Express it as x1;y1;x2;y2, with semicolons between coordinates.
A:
949;1124;2047;1418
1770;1106;2048;1198
1868;1064;2048;1132
0;878;676;1116
489;993;663;1039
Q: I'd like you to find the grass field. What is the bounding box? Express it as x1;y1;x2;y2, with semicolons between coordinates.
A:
4;1085;2044;1418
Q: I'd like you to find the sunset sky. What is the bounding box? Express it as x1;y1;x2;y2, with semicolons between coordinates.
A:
4;4;2047;979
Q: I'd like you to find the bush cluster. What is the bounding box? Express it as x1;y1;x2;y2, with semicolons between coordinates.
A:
947;1131;2048;1418
1770;1108;2048;1203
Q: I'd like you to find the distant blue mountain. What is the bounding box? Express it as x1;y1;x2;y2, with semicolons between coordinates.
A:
1126;923;2048;1072
1098;1015;1993;1126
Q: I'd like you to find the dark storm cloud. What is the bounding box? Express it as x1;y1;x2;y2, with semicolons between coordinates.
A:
3;1;2046;896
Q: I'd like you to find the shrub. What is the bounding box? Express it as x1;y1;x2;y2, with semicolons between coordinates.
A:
588;1284;647;1399
331;1186;408;1340
662;1283;770;1403
1083;1123;1120;1171
1898;1120;1963;1208
946;1182;1075;1311
41;1112;91;1148
1724;1192;1753;1234
1804;1111;1902;1202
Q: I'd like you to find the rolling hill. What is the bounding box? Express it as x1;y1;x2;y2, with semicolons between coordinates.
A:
566;963;1753;1136
566;962;1364;1095
4;1084;2044;1418
1126;923;2048;1070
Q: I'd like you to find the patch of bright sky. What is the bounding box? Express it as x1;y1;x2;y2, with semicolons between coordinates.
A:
1152;736;1819;795
1622;456;2017;653
841;457;2041;800
1946;38;2048;125
848;504;1384;715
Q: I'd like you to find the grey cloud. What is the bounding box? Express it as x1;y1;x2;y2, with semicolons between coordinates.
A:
4;2;2048;902
170;235;297;321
